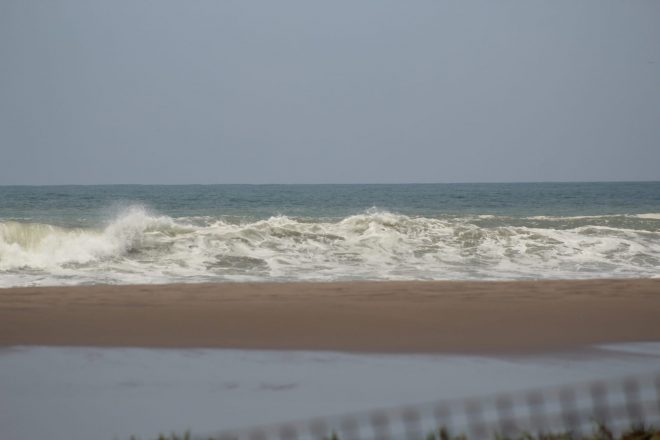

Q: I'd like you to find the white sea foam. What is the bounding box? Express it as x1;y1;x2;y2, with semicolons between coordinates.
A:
1;206;659;287
636;213;660;220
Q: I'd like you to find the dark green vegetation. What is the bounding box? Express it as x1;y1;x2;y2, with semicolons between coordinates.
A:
133;425;660;440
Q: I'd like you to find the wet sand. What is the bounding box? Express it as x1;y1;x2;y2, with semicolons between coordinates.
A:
0;279;659;354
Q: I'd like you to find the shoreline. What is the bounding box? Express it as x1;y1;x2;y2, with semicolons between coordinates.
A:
1;279;659;354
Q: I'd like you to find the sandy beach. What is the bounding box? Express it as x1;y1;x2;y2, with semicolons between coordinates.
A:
1;279;659;354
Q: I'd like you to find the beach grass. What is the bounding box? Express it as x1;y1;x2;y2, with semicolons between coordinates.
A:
134;424;660;440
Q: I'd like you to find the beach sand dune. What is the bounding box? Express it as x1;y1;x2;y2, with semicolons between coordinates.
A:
1;279;659;354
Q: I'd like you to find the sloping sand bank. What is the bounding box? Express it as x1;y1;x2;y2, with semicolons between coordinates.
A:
1;279;659;354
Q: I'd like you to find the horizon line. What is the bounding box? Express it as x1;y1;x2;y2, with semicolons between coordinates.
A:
1;179;659;187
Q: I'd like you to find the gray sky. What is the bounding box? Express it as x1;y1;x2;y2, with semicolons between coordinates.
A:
1;0;659;184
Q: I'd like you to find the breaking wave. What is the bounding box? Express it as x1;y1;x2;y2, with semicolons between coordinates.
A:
1;206;659;287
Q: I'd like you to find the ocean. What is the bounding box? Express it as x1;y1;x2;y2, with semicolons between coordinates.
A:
0;182;658;287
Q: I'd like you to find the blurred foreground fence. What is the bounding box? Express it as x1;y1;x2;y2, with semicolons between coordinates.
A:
202;372;660;440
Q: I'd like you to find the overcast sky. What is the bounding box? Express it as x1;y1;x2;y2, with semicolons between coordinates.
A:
1;0;659;184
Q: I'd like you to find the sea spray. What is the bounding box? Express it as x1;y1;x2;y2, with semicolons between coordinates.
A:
1;204;659;287
0;206;185;271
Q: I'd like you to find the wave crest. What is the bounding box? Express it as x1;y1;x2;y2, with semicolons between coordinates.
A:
0;206;183;270
1;206;659;286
